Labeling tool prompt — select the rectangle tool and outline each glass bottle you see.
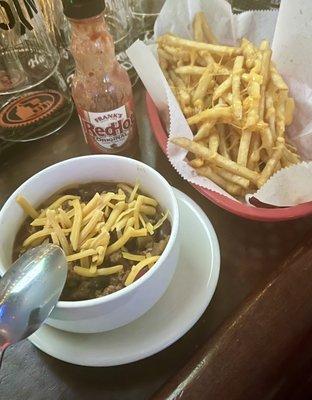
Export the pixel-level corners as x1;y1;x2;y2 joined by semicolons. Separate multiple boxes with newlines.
62;0;137;156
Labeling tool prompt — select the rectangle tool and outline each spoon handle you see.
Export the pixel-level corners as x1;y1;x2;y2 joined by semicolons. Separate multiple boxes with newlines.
0;346;8;369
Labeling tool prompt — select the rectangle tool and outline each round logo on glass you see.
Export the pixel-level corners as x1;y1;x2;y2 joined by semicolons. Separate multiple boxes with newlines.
0;90;64;128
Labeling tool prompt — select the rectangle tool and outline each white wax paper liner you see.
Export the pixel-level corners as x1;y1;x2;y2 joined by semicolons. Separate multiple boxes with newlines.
246;162;312;206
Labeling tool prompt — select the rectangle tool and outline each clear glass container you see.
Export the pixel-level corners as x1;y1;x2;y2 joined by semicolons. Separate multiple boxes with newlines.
105;0;138;86
130;0;166;42
0;0;73;142
36;0;75;84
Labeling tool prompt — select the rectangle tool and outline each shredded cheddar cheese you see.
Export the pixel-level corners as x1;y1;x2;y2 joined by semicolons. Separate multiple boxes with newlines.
125;256;160;286
16;183;169;284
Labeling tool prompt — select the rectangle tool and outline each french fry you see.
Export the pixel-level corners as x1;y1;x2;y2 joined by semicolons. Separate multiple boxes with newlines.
193;12;205;42
265;86;276;140
227;128;240;161
193;64;215;102
214;167;250;189
194;120;215;141
198;12;218;44
199;50;216;67
169;70;186;89
181;72;192;87
217;124;231;159
204;94;213;109
245;71;262;128
252;57;262;75
194;99;204;113
175;66;207;75
270;65;288;91
157;48;172;63
260;126;274;155
171;137;260;183
179;91;192;109
259;42;272;121
237;130;252;166
166;75;178;99
158;52;169;70
196;165;242;196
247;134;261;170
190;49;198;66
179;91;192;108
188;158;205;168
187;106;232;125
257;138;285;187
232;56;244;120
285;97;295;126
275;91;287;138
161;44;190;63
212;76;232;102
158;34;241;56
241;38;257;69
230;141;239;161
183;106;195;118
208;128;219;154
214;65;231;76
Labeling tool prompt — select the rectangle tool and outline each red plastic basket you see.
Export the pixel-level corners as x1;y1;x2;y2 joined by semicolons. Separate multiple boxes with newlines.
146;92;312;221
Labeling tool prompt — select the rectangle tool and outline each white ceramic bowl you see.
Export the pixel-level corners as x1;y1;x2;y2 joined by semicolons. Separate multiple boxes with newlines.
0;155;180;333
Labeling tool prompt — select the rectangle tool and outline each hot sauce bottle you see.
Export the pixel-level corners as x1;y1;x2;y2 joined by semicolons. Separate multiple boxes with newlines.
62;0;137;155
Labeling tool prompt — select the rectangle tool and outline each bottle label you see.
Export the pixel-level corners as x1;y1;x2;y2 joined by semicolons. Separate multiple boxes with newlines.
77;103;135;153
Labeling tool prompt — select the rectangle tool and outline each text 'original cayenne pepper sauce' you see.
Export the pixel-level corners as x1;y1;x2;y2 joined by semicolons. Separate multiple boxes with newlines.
62;0;137;155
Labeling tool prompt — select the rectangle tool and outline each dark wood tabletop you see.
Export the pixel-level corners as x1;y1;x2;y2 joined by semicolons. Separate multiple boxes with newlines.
1;83;312;400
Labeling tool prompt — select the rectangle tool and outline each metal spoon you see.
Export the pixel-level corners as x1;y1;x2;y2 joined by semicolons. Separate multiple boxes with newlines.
0;244;67;367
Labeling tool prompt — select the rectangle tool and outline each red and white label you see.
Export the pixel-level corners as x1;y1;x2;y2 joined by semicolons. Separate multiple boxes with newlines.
77;103;135;153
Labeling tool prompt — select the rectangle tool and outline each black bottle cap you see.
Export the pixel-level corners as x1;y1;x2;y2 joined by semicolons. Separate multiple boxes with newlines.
62;0;105;20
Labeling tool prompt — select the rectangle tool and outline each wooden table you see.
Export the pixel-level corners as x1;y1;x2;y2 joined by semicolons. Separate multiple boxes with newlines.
1;83;312;400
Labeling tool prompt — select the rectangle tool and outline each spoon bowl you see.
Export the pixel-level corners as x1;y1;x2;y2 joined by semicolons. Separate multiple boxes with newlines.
0;244;67;350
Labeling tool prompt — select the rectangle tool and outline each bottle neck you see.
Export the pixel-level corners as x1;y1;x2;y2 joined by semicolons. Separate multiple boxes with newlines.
69;13;116;74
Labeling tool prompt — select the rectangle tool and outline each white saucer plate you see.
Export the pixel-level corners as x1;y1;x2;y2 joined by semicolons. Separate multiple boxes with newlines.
29;188;220;367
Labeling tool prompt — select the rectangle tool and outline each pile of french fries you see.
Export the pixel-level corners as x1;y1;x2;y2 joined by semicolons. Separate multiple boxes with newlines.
157;12;300;197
